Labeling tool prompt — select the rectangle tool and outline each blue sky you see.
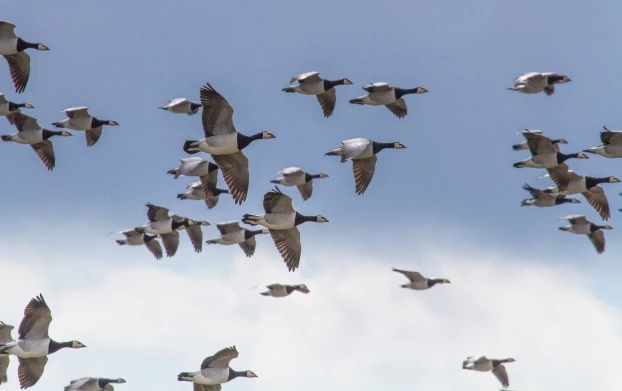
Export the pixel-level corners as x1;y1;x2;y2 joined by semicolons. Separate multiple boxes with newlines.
1;1;622;390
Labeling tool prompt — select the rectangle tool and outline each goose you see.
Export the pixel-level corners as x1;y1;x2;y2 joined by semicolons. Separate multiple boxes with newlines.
513;135;567;151
462;356;515;388
177;181;230;208
0;93;33;116
0;294;86;389
521;183;580;207
392;268;450;290
507;72;571;95
282;72;353;118
541;163;620;220
349;82;428;118
558;214;612;254
134;203;197;257
116;229;163;260
325;138;406;195
168;157;224;209
242;187;328;272
183;83;276;204
64;377;126;391
583;126;622;158
2;112;72;171
175;219;210;253
52;107;119;147
0;322;14;384
270;167;329;201
253;284;310;297
513;132;588;169
177;346;257;387
0;21;49;94
159;98;201;115
206;221;269;257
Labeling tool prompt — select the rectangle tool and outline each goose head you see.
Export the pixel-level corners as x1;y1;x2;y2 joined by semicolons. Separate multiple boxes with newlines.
113;379;127;384
414;87;428;94
71;341;87;349
600;225;614;230
317;173;329;179
261;131;276;139
392;142;407;149
37;43;50;51
296;284;310;294
556;138;569;144
315;215;329;223
608;176;621;183
60;130;72;137
108;120;120;126
576;152;589;159
558;75;572;83
342;78;353;85
502;358;516;363
569;198;581;204
245;370;258;378
24;103;34;108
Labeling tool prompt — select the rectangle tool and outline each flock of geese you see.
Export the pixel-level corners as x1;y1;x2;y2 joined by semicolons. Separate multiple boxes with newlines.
0;18;615;391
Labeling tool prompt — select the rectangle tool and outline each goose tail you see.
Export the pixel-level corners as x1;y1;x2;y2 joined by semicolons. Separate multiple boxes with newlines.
0;135;12;142
242;214;261;226
260;292;270;296
183;140;200;155
177;193;188;200
177;373;194;382
51;121;64;128
324;148;342;157
116;240;127;245
349;97;364;105
282;86;296;93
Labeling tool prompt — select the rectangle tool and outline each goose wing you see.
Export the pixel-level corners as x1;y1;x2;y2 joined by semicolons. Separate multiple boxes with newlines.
18;294;52;339
492;364;509;388
0;322;13;342
7;112;39;132
290;72;321;84
265;283;284;290
0;356;9;384
145;203;171;222
521;183;543;198
216;221;242;235
339;138;371;162
0;22;17;39
145;239;163;260
582;186;611;221
363;82;391;92
160;231;180;257
352;155;377;195
263;187;294;213
199;170;220;209
64;377;95;391
297;181;313;201
120;229;141;239
30;140;55;171
212;152;248;205
199;83;236;137
201;346;239;369
545;163;578;193
560;214;589;225
4;52;30;94
392;268;425;282
194;384;222;391
270;227;302;272
280;167;304;177
385;98;407;118
17;356;47;389
588;229;606;254
526;133;556;155
62;107;90;119
316;88;337;118
600;129;622;145
185;225;204;253
239;236;257;257
85;126;103;147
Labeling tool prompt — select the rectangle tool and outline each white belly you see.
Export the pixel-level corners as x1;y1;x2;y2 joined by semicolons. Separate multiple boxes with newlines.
560;179;587;195
145;220;173;234
409;281;430;290
298;81;324;95
262;213;295;229
13;130;42;144
368;90;396;104
527;153;557;168
195;134;238;155
9;339;49;358
69;117;94;130
569;225;591;235
220;231;245;244
196;367;229;384
352;147;374;160
0;38;18;55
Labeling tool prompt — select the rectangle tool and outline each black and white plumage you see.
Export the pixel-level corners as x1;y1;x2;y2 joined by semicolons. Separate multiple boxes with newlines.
116;229;163;260
0;93;33;116
133;203;198;257
0;21;49;94
177;181;230;209
2;112;72;171
282;72;353;118
520;183;580;207
255;283;310;297
182;83;276;205
52;107;119;147
0;322;14;384
270;167;329;201
206;221;269;258
512;131;588;169
558;214;612;254
583;126;622;159
168;157;226;209
541;163;620;220
64;377;126;391
175;219;210;254
462;356;515;388
242;187;328;272
325;138;406;195
349;82;428;118
392;268;450;291
507;72;571;95
159;98;201;115
177;346;257;386
0;294;86;389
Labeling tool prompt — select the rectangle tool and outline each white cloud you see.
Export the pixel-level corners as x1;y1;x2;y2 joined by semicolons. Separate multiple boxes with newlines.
0;234;621;391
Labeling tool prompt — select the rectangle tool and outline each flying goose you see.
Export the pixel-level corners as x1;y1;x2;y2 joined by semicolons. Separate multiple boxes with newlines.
325;138;406;195
392;268;450;290
349;82;428;118
253;284;310;297
541;163;620;220
183;83;276;204
0;322;14;384
177;181;230;208
507;72;571;95
175;219;210;253
462;356;515;388
177;346;257;387
270;167;329;201
2;112;72;170
0;21;49;93
116;229;163;260
159;98;201;115
0;93;33;116
134;203;197;257
512;131;567;151
521;183;580;207
242;187;328;272
0;294;86;389
583;126;622;158
64;377;126;391
512;131;588;168
559;214;612;254
52;107;119;147
168;157;225;209
282;72;353;118
206;221;269;257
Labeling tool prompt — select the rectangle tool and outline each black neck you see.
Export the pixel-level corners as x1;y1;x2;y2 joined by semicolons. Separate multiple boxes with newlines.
285;285;296;294
305;173;321;182
213;188;229;196
547;74;565;84
245;229;264;239
394;87;419;99
7;102;26;111
591;223;607;232
228;368;246;381
237;132;263;150
323;79;347;90
427;279;441;288
556;151;580;162
41;129;65;140
208;162;219;172
48;340;73;354
585;177;610;189
91;117;107;127
98;379;117;387
16;37;39;52
171;220;188;230
143;234;157;243
371;141;394;155
555;197;573;205
294;212;316;226
190;102;202;110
